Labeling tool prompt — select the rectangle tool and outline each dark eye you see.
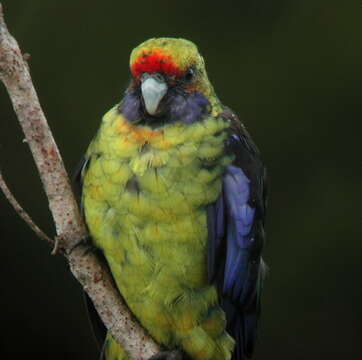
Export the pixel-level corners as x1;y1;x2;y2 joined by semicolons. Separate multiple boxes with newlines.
184;68;194;81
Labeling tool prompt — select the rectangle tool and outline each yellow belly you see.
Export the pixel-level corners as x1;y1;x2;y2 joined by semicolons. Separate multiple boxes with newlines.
82;107;234;359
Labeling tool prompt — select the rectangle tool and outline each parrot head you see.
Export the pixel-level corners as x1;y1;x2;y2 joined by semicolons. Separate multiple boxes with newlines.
121;38;219;124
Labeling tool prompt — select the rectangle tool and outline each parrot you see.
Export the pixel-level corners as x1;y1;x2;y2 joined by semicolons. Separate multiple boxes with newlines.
76;37;267;360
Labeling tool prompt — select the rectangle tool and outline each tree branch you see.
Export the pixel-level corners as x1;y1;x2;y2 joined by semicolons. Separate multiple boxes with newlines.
0;3;160;359
0;169;54;246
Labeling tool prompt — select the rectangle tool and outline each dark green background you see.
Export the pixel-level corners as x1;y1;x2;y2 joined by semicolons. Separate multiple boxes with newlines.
1;1;361;359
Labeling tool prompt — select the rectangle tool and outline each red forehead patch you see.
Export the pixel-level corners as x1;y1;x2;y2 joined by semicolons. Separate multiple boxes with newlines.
131;49;182;79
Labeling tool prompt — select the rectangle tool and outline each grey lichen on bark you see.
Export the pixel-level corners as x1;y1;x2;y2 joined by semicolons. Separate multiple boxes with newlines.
0;3;160;359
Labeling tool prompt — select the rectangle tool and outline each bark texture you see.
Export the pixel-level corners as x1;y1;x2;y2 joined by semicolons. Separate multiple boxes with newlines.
0;4;160;359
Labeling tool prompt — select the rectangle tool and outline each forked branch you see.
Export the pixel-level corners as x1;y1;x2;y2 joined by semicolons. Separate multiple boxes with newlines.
0;3;160;359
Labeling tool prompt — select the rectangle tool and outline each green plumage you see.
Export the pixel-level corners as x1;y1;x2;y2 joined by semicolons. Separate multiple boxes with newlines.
82;38;236;360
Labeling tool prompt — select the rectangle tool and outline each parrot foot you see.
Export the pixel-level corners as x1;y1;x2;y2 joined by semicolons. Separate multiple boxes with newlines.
149;350;184;360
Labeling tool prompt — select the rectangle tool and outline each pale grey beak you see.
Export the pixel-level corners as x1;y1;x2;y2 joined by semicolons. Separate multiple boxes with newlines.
141;74;168;116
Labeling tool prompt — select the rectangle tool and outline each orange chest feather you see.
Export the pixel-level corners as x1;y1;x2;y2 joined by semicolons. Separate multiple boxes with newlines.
114;119;170;149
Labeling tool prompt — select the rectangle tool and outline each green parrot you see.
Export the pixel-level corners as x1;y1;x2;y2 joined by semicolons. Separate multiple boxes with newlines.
77;38;267;360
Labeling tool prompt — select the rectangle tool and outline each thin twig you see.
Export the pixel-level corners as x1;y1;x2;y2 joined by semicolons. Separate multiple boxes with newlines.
0;169;54;245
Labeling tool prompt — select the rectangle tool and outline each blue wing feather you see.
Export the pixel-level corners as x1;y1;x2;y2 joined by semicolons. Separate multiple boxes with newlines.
207;110;267;360
223;166;256;301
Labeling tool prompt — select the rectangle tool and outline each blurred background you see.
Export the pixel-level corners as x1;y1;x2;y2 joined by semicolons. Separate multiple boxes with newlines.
1;0;361;359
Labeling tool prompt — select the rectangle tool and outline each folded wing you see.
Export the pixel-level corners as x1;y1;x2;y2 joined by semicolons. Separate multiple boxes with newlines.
207;110;267;360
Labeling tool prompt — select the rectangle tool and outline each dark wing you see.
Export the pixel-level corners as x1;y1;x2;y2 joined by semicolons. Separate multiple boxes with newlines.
207;110;267;360
73;155;107;358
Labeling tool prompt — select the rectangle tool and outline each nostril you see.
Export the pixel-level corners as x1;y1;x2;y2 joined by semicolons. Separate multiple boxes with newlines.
153;73;164;82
